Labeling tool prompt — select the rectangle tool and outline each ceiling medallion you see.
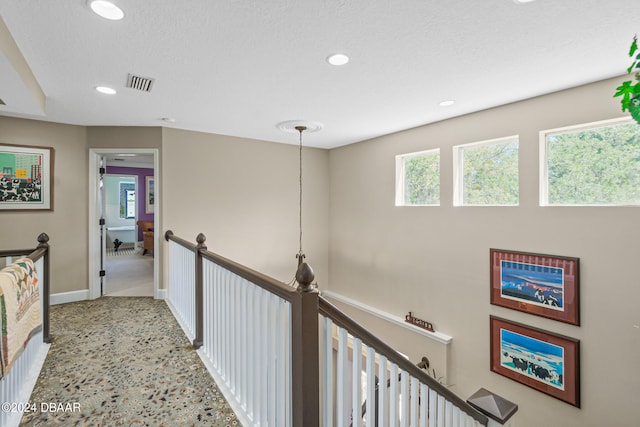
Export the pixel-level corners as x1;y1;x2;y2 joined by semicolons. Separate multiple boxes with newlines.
276;120;323;134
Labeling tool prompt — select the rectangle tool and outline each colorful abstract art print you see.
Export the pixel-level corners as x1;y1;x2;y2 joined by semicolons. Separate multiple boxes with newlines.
0;144;54;211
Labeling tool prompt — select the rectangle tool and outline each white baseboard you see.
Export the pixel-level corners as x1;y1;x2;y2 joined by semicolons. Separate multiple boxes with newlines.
50;289;164;305
50;290;89;305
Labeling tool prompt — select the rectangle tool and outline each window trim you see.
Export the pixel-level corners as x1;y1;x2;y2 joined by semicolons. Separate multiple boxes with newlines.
453;135;519;207
539;116;637;207
395;148;440;207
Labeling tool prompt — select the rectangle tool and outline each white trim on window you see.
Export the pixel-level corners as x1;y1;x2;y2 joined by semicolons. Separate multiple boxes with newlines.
539;116;638;207
395;148;440;207
453;135;519;206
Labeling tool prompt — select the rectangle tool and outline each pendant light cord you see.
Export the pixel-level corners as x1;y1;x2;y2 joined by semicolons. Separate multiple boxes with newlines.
297;126;306;259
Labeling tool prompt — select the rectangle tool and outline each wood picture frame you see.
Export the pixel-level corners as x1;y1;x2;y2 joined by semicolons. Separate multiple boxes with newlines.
490;316;580;407
490;249;579;325
0;143;54;211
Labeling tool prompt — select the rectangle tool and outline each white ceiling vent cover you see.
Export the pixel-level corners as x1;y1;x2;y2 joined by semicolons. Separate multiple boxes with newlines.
126;73;155;92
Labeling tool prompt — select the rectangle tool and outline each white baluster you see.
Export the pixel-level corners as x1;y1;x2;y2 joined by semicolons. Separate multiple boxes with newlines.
337;327;349;426
400;370;409;427
378;355;389;426
429;389;439;427
420;384;428;427
365;346;376;427
322;316;334;427
352;337;363;427
410;377;419;427
390;363;399;427
445;400;453;427
437;393;445;427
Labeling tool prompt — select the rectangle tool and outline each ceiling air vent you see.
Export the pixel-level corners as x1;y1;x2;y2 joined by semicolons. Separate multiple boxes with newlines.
126;73;155;92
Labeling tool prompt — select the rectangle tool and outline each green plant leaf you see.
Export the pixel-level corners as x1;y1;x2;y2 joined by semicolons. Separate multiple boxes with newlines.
615;81;634;111
630;35;638;57
628;61;638;74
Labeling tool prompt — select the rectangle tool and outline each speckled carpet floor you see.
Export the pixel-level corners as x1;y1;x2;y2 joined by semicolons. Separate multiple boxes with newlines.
21;297;239;426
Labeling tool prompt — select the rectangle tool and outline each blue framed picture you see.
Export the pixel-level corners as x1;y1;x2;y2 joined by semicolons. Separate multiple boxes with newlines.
490;249;579;325
490;316;580;407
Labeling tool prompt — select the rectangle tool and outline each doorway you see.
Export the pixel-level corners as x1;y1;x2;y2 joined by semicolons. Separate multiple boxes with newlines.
88;148;160;300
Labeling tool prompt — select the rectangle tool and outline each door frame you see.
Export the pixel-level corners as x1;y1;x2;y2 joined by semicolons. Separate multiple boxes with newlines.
88;148;160;299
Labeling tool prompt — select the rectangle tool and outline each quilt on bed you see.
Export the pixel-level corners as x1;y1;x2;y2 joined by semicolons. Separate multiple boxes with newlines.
0;258;41;380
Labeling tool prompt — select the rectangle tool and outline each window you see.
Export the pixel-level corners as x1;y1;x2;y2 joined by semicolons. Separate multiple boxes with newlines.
541;118;640;206
395;149;440;206
119;182;136;218
454;136;519;206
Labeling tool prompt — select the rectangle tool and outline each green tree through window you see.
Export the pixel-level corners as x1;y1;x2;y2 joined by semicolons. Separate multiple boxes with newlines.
396;150;440;205
544;120;640;205
458;138;519;205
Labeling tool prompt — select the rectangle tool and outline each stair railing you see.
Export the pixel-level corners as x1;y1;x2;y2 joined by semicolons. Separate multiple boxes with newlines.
165;230;318;426
164;230;489;427
319;297;487;427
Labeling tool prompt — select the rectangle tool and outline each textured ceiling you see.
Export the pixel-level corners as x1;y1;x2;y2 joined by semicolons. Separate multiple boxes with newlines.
0;0;639;148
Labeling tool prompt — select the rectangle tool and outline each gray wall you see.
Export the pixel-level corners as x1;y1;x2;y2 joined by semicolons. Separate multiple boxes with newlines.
328;76;639;426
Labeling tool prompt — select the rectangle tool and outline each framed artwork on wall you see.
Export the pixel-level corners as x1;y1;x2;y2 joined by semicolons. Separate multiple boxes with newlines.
145;176;155;214
0;143;54;211
490;249;580;325
490;316;580;407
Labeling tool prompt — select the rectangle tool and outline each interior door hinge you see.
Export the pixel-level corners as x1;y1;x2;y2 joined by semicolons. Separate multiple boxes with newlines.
99;270;106;277
99;218;106;226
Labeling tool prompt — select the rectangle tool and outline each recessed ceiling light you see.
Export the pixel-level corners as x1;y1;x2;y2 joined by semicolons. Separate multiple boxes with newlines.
95;86;117;95
439;100;455;107
513;0;536;3
327;53;349;66
88;1;124;20
161;117;176;123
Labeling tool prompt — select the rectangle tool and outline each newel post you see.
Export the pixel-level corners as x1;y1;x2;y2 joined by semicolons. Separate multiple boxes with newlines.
193;233;207;350
37;233;52;344
291;261;320;427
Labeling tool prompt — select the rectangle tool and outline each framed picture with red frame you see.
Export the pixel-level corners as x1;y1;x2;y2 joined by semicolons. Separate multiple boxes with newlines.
490;249;579;325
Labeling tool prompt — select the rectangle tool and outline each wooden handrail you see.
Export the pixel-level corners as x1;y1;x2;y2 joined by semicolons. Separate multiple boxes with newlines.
164;230;197;251
166;230;299;302
319;296;488;425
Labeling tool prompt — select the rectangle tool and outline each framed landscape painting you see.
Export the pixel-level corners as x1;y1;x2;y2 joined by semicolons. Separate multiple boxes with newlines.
0;143;54;211
490;316;580;407
490;249;579;325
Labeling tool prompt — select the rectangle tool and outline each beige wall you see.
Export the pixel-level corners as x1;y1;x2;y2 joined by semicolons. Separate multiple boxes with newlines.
0;116;88;294
2;76;637;425
87;126;162;150
162;127;329;287
328;76;640;426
